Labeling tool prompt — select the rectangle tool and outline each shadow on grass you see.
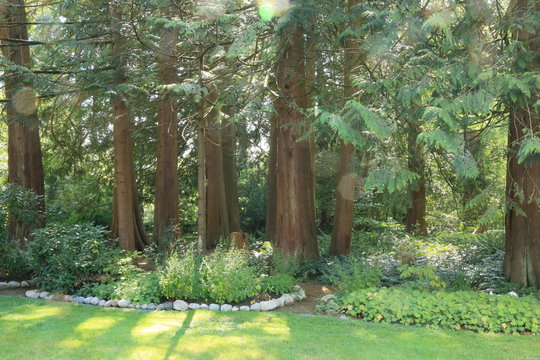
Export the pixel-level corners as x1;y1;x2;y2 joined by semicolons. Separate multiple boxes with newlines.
1;297;540;360
163;310;194;360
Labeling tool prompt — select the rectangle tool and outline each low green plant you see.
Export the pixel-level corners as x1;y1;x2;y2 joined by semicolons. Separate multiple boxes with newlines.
200;247;260;303
320;256;381;293
112;271;161;304
159;246;203;300
260;273;295;295
399;265;447;290
27;223;121;292
339;287;540;334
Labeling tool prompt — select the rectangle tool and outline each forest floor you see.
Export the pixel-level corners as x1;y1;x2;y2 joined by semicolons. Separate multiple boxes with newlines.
1;296;539;360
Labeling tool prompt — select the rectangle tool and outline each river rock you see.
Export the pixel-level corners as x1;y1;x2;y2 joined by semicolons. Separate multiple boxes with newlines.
240;306;250;311
39;291;50;299
118;299;131;308
260;300;278;311
220;304;232;312
209;303;220;311
90;297;100;305
173;300;188;311
282;294;294;305
250;302;261;311
8;281;21;288
200;304;209;310
188;303;200;310
0;282;9;290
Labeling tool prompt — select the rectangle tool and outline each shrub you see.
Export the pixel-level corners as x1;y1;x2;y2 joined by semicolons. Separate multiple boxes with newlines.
0;234;30;279
260;273;295;295
399;265;446;290
112;271;161;304
339;287;540;334
200;247;259;303
159;246;203;300
27;223;121;292
320;256;381;293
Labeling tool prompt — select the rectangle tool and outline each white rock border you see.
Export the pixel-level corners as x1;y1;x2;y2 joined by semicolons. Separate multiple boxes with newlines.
23;284;307;313
0;280;33;290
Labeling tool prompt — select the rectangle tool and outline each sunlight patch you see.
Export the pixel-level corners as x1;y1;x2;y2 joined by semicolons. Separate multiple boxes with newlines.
75;316;119;331
2;306;62;321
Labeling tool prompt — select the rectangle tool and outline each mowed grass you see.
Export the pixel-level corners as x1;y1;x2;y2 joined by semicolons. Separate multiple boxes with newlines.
0;296;539;360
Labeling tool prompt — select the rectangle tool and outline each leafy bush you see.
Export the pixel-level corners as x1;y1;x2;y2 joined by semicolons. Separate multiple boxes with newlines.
159;246;203;300
260;273;295;295
399;265;446;290
112;271;161;304
27;223;121;292
320;256;381;293
339;287;540;334
200;247;260;303
0;183;43;231
0;234;30;279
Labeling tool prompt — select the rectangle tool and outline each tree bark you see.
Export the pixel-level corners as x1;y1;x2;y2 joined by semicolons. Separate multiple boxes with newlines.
153;5;179;246
265;110;278;242
404;122;427;236
221;110;241;233
1;0;45;243
274;5;318;260
504;0;540;288
330;0;362;256
109;8;148;251
205;86;230;248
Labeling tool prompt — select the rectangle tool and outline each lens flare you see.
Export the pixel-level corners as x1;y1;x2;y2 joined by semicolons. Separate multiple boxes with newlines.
258;0;290;21
12;87;38;115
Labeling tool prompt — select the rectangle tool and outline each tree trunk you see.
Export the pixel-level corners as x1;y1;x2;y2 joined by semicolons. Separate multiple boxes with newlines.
274;7;318;260
404;122;427;236
109;8;148;251
222;110;241;233
153;5;179;246
265;111;278;242
1;0;45;243
504;0;540;288
330;0;361;256
197;67;207;252
205;86;230;248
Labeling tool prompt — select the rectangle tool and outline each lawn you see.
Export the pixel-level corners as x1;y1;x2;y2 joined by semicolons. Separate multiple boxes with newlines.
0;296;538;360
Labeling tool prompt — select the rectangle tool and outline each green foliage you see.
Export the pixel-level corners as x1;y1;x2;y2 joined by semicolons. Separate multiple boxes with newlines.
200;247;260;304
399;265;447;290
260;274;295;295
0;234;30;279
517;137;540;165
159;246;203;301
339;287;540;334
112;271;161;305
27;223;121;292
0;183;43;230
320;257;381;293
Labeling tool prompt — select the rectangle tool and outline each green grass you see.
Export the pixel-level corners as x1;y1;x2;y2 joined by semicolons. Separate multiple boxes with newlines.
0;297;539;360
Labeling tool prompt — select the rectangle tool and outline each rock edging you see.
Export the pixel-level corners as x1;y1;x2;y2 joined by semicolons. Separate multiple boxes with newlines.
24;285;307;313
0;280;33;290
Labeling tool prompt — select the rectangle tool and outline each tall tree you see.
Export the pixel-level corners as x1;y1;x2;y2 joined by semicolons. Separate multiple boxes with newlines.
504;0;540;287
205;85;230;248
330;0;362;255
274;1;318;259
109;7;148;251
404;120;427;236
153;3;180;246
0;0;45;242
